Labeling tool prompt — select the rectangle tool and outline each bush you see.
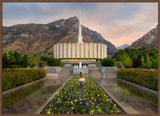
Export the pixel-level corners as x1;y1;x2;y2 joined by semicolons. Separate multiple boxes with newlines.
46;57;61;66
101;58;115;67
116;69;158;91
60;63;64;67
2;68;47;91
96;62;101;67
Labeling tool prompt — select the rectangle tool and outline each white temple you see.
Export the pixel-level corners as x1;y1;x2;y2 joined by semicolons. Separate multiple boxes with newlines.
53;11;107;62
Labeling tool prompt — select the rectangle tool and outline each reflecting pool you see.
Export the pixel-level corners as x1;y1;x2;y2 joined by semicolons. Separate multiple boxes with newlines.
2;79;60;114
97;78;158;114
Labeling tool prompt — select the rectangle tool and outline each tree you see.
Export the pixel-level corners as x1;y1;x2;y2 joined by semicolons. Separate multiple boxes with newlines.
101;58;115;67
132;59;142;68
14;50;21;65
145;55;152;69
151;53;158;68
2;52;10;68
20;54;29;67
33;53;41;67
28;58;36;67
119;53;133;68
141;56;145;68
8;50;16;65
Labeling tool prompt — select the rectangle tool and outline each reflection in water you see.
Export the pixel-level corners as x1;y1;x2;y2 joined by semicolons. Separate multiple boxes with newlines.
97;78;158;114
3;79;60;114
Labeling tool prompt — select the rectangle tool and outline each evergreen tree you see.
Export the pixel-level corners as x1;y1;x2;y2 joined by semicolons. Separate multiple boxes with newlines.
20;54;29;67
141;56;145;68
14;50;21;65
8;50;16;65
146;55;152;69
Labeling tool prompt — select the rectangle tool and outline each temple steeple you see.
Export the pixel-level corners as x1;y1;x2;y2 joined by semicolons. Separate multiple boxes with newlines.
78;10;83;43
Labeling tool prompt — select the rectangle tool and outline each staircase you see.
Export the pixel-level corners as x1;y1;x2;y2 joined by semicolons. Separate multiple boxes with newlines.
73;68;89;76
89;68;103;82
58;68;72;83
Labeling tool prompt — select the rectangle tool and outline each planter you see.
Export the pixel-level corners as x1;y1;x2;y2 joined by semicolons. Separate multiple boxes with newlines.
40;76;125;114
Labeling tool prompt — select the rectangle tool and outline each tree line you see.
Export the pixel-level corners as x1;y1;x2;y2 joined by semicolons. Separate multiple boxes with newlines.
112;46;158;69
2;50;64;68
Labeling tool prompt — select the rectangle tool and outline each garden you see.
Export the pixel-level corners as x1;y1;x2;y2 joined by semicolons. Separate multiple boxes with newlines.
41;76;123;114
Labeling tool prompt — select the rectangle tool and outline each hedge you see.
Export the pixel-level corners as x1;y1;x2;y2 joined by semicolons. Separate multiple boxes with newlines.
2;68;47;91
116;69;158;91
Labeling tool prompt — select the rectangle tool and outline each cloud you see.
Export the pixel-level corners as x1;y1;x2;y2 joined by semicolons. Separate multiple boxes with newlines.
2;2;158;47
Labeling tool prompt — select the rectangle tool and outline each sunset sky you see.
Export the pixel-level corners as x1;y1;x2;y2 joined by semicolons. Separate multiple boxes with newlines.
3;2;158;47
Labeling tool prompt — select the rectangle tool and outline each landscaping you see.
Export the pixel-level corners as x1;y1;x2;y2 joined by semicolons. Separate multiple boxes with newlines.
116;69;158;91
41;76;123;114
2;68;47;91
2;50;64;68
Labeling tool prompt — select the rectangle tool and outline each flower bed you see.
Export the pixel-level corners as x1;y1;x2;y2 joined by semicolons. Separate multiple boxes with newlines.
2;68;47;91
116;69;158;91
41;76;80;114
84;77;121;114
40;76;123;114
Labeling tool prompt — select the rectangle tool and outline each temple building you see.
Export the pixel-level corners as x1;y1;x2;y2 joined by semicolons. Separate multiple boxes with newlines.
53;11;107;62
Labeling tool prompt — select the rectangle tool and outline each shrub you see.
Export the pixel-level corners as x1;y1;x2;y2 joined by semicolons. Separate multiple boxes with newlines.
101;58;115;67
96;62;101;67
116;69;158;91
60;63;64;67
46;57;61;66
2;68;47;91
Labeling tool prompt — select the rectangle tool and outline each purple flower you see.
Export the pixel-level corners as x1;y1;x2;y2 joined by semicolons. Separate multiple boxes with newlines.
80;104;83;108
106;110;108;113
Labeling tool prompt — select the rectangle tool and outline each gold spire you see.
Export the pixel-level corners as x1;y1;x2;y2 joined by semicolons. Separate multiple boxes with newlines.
79;10;81;17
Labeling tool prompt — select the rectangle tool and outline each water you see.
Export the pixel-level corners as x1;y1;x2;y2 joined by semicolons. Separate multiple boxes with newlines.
97;78;158;114
2;79;60;114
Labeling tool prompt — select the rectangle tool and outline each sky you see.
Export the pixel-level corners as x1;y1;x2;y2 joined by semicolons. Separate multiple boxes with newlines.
2;2;158;47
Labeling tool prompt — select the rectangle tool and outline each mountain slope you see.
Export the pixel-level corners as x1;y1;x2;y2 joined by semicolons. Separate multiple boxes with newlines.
131;25;158;49
117;44;130;49
3;17;117;56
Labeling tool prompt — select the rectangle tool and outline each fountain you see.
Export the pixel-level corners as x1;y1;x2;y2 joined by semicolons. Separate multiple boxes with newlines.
79;62;82;77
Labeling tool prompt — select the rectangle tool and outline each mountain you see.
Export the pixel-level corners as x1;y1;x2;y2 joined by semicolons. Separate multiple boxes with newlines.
117;44;130;49
3;17;117;57
131;25;158;49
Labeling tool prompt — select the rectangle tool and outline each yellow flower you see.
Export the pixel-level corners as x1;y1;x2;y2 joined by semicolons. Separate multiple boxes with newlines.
47;111;51;114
